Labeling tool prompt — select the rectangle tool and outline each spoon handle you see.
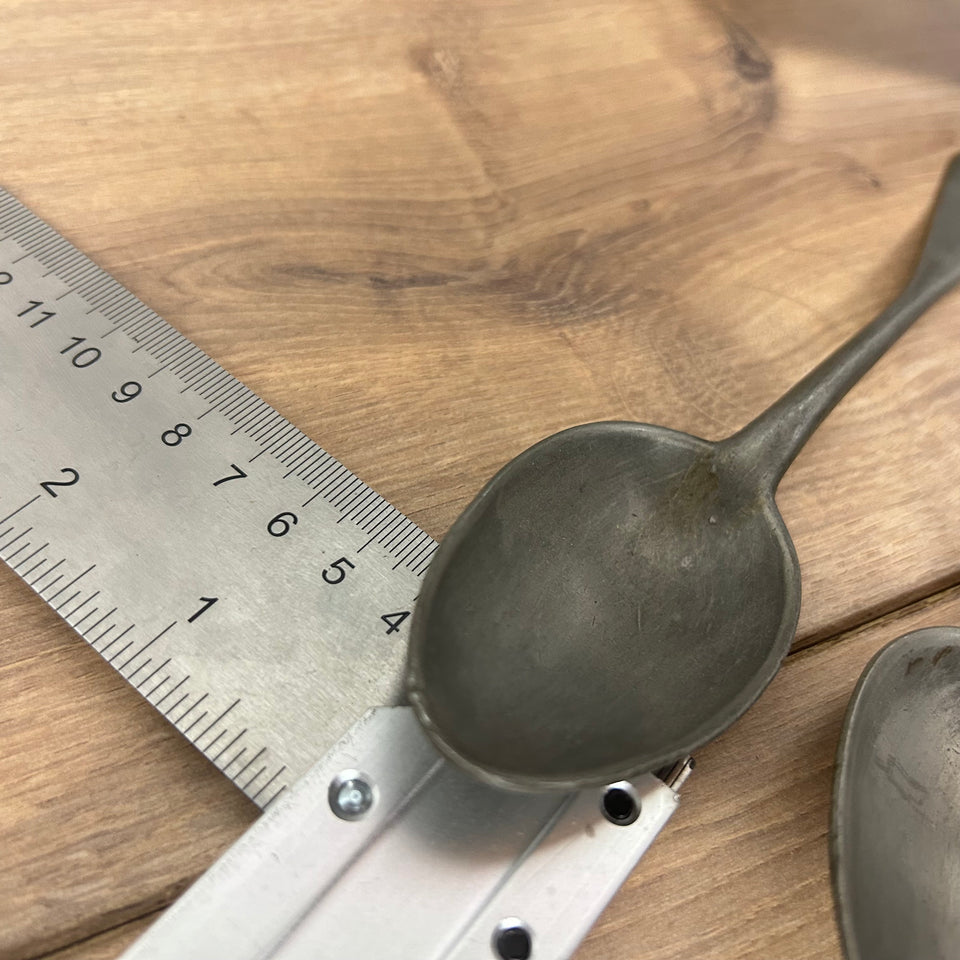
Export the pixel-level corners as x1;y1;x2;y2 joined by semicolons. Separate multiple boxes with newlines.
721;154;960;491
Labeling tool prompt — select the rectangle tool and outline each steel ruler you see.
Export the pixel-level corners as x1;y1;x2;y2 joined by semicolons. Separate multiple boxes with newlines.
0;185;435;805
0;187;685;959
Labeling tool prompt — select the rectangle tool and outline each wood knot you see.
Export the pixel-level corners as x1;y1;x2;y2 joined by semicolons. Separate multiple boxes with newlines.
725;21;773;82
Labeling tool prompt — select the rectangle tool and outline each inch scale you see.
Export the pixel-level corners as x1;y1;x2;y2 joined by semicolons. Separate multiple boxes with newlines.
0;187;686;959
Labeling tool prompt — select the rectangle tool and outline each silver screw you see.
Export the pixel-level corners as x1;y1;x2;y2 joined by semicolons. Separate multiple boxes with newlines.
328;769;375;820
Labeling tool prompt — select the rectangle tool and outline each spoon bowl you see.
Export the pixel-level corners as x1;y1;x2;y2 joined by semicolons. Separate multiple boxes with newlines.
410;422;797;788
832;626;960;960
408;155;960;790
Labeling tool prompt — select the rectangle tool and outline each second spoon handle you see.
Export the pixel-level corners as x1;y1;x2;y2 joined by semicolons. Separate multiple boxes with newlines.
720;155;960;491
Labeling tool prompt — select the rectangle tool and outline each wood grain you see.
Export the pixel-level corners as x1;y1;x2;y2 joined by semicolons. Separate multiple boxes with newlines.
3;0;960;957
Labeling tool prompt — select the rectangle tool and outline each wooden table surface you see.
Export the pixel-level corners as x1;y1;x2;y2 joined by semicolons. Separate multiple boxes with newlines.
3;1;960;957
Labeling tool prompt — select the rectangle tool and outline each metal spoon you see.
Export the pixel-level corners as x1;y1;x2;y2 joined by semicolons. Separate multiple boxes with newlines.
406;156;960;792
831;626;960;960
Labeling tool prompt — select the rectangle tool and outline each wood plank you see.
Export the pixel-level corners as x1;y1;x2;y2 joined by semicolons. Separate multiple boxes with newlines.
4;0;960;957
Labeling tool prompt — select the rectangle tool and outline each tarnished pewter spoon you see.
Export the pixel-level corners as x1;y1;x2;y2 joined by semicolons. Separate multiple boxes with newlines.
406;156;960;792
832;626;960;960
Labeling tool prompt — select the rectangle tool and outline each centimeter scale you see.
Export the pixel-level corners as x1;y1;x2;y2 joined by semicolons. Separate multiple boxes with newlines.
0;186;689;960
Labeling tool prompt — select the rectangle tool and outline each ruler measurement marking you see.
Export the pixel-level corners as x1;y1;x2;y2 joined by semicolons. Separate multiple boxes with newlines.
154;675;190;708
337;487;377;520
299;455;336;486
65;590;100;619
106;640;137;664
241;766;267;791
203;729;228;751
302;459;339;490
360;512;404;549
282;447;317;479
182;712;208;736
54;590;82;613
178;358;220;393
275;433;313;461
201;373;238;402
162;693;191;717
147;345;192;377
232;407;271;437
37;574;63;593
127;319;165;350
378;516;412;548
231;747;266;781
99;624;135;655
173;354;209;388
211;728;247;764
319;471;354;501
182;367;222;397
20;557;49;578
98;304;139;332
141;327;178;354
0;495;40;525
196;375;235;406
333;481;367;511
271;435;308;466
304;454;343;491
277;436;313;467
187;366;228;397
357;498;392;529
195;700;240;742
118;621;176;670
84;607;118;635
30;557;64;587
13;542;47;569
125;658;154;681
355;506;394;542
0;527;33;554
44;564;96;602
231;406;271;437
404;539;437;572
222;394;259;426
135;659;171;690
176;692;208;726
143;674;171;699
265;426;305;457
73;608;101;631
253;417;296;446
90;622;117;647
249;765;286;803
262;784;287;808
383;522;417;553
394;532;431;569
293;451;327;480
219;387;255;417
412;548;438;575
222;746;247;772
4;541;32;562
155;340;192;367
